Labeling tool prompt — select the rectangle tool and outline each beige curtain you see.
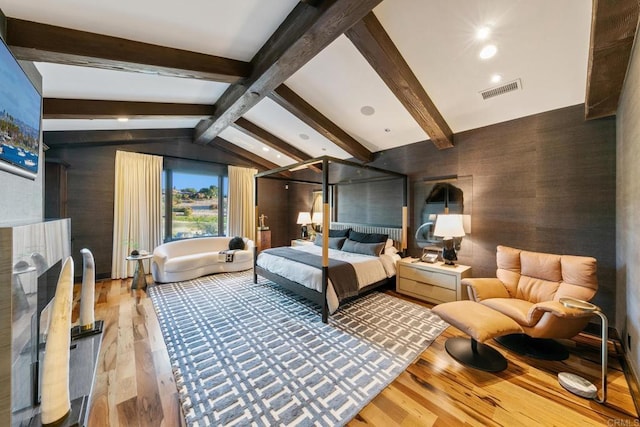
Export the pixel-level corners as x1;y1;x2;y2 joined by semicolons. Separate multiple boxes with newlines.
111;151;163;279
228;165;257;241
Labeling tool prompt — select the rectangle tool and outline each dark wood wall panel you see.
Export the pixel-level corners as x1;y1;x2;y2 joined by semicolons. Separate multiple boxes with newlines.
336;179;403;226
255;178;290;248
287;182;321;241
47;139;259;278
365;104;616;319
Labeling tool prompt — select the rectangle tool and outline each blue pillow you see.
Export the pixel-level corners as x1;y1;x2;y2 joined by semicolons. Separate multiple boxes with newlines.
314;233;347;250
341;238;385;256
348;230;388;244
328;228;350;238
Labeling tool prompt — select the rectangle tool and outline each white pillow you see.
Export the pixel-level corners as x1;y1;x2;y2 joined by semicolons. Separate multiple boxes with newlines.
384;246;398;255
385;238;394;248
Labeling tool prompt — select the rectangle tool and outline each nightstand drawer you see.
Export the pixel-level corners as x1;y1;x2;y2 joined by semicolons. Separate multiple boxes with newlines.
398;278;456;303
398;264;457;291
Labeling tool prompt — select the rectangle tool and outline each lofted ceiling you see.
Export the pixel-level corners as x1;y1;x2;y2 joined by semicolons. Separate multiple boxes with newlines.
0;0;638;169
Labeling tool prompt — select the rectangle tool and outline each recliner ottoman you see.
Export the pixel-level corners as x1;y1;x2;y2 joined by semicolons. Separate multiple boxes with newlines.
432;300;523;372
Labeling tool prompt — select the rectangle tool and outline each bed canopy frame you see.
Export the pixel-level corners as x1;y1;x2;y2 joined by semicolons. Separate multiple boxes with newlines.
253;156;408;322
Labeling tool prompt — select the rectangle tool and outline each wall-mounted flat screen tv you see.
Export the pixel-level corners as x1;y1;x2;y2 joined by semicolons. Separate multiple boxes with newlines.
0;36;42;180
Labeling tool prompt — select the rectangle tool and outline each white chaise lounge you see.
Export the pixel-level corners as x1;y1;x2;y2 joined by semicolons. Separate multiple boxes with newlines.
151;236;254;283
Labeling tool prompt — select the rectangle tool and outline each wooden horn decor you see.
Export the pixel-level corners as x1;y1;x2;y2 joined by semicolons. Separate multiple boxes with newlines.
40;256;73;425
79;248;95;330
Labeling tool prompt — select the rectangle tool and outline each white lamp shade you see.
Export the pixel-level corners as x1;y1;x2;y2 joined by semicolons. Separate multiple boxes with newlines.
433;214;466;238
311;212;323;223
296;212;312;224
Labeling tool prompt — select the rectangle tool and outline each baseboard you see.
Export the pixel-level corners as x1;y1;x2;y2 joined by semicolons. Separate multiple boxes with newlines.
96;272;111;280
618;340;640;416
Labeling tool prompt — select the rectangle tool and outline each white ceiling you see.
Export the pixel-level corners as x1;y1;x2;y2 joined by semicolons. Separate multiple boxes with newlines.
375;0;591;133
1;0;593;163
243;97;352;159
285;35;429;152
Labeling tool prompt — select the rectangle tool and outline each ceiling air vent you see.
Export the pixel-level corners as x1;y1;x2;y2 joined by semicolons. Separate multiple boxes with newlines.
480;78;522;100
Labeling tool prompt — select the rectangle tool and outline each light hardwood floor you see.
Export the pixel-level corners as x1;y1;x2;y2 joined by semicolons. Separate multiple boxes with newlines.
82;277;639;426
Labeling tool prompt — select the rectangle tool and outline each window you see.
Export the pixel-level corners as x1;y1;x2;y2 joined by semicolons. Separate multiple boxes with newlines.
162;170;228;241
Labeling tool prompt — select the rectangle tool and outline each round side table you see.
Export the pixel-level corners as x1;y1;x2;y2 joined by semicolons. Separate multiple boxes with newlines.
126;253;153;290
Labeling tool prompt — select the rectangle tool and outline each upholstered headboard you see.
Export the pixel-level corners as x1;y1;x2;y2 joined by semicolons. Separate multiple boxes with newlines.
329;222;403;249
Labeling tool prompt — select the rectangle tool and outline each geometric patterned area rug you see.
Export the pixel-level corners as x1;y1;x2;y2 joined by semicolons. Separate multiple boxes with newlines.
148;270;447;427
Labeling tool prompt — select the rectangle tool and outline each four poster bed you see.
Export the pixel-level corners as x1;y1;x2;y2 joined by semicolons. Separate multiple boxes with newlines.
253;156;408;323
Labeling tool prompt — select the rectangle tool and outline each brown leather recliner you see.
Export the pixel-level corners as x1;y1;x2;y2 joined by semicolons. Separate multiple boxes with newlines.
462;245;598;359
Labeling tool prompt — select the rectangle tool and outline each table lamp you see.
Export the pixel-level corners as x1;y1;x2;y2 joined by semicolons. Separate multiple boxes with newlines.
311;212;323;234
296;212;312;239
433;214;465;265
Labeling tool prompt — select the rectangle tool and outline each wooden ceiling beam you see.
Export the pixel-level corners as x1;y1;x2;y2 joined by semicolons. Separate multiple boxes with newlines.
43;98;214;119
43;128;281;172
5;18;250;83
345;12;454;149
194;0;383;147
43;128;194;147
232;117;321;172
585;0;640;120
268;85;373;162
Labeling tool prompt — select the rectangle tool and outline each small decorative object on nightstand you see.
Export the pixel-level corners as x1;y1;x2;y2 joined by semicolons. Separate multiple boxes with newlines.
396;258;471;304
258;214;269;230
296;212;312;239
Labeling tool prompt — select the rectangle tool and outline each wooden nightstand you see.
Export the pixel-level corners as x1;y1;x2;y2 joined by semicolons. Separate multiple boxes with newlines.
291;239;314;247
396;258;472;304
256;229;271;252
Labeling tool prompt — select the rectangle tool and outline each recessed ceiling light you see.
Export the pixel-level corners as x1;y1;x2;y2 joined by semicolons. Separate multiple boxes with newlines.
476;26;491;40
491;74;503;83
321;148;327;151
299;133;310;140
117;117;129;122
360;106;375;116
276;154;281;158
479;44;497;59
262;147;270;152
